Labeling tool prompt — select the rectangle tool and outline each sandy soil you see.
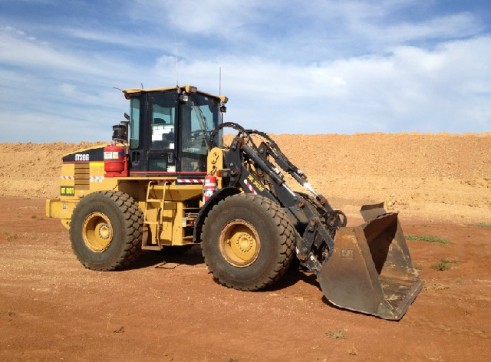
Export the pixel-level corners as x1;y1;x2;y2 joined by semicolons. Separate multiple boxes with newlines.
1;133;489;222
0;133;490;361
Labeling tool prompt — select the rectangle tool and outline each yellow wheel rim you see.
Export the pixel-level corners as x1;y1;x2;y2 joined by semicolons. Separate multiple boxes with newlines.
82;212;113;252
219;219;260;267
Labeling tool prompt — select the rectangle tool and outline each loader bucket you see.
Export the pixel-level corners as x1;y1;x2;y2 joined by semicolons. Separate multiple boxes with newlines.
318;203;423;320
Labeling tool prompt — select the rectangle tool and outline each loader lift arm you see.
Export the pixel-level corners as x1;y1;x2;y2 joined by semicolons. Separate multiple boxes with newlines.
210;123;346;274
208;123;423;320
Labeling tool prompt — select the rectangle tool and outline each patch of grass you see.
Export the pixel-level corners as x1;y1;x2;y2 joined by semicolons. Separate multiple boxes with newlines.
476;223;491;228
5;233;18;242
406;234;450;245
424;283;449;291
431;258;456;271
326;329;347;339
348;345;358;356
0;310;16;318
428;356;444;362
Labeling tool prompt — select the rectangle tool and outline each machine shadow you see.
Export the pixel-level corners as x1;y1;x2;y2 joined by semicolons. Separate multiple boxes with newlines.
128;245;205;270
262;263;320;292
129;247;320;294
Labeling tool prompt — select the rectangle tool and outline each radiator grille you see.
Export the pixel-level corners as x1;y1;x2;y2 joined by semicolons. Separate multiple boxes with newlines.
74;163;90;190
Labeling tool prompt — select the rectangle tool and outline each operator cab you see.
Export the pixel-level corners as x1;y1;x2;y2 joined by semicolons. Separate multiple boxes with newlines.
122;85;226;177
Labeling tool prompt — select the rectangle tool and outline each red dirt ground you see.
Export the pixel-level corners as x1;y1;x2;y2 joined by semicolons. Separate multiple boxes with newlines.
0;134;490;361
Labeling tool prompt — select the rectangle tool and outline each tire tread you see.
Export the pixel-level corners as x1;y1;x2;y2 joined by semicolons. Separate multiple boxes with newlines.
202;193;296;291
70;191;143;271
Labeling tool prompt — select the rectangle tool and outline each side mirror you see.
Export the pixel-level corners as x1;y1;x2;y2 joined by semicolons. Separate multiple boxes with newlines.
124;112;130;120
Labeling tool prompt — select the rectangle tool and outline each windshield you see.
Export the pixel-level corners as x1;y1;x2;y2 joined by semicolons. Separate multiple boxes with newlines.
179;92;222;172
181;93;221;155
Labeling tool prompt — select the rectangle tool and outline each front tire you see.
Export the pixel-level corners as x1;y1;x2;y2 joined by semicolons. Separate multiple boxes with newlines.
201;194;296;290
69;191;143;270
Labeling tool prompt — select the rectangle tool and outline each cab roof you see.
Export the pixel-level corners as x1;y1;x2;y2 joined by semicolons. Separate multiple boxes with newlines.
122;85;227;103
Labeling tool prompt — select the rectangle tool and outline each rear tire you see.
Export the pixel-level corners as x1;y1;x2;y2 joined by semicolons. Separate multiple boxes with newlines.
69;191;143;270
201;194;296;290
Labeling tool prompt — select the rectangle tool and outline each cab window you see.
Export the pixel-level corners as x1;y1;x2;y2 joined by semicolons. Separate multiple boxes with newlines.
150;93;176;150
129;97;140;149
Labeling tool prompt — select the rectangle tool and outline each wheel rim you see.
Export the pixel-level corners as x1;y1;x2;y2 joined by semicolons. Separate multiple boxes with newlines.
219;219;260;267
82;212;113;252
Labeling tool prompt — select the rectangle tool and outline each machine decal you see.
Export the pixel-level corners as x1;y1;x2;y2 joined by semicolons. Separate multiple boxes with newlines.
90;176;104;183
246;174;265;193
75;154;90;161
177;178;204;184
60;186;75;196
63;147;104;163
61;175;75;180
243;178;258;195
104;151;122;160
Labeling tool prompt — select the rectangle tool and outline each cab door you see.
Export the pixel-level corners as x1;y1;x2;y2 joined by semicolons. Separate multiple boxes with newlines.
146;92;178;173
128;91;178;176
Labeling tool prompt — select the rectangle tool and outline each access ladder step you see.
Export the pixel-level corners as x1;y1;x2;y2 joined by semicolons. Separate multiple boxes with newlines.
143;221;160;225
141;244;163;251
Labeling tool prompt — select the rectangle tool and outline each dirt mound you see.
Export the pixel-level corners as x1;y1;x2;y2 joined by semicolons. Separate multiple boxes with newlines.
0;133;489;222
271;133;491;222
0;141;104;198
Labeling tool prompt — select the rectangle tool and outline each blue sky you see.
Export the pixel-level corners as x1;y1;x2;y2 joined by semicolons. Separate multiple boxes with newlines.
0;0;490;142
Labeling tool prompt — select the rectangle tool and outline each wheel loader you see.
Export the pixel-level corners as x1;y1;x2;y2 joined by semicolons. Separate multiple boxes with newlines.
46;85;423;320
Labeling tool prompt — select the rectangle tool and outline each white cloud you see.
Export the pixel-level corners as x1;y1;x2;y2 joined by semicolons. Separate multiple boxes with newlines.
0;1;489;142
2;34;489;141
167;36;491;134
387;13;481;41
0;25;146;85
61;27;170;51
130;0;262;35
0;112;108;142
0;26;111;80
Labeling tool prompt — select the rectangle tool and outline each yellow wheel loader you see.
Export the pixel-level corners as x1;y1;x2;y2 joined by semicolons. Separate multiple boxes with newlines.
46;85;423;320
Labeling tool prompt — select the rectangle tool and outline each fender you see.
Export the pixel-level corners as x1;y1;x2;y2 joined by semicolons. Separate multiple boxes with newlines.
192;187;241;243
